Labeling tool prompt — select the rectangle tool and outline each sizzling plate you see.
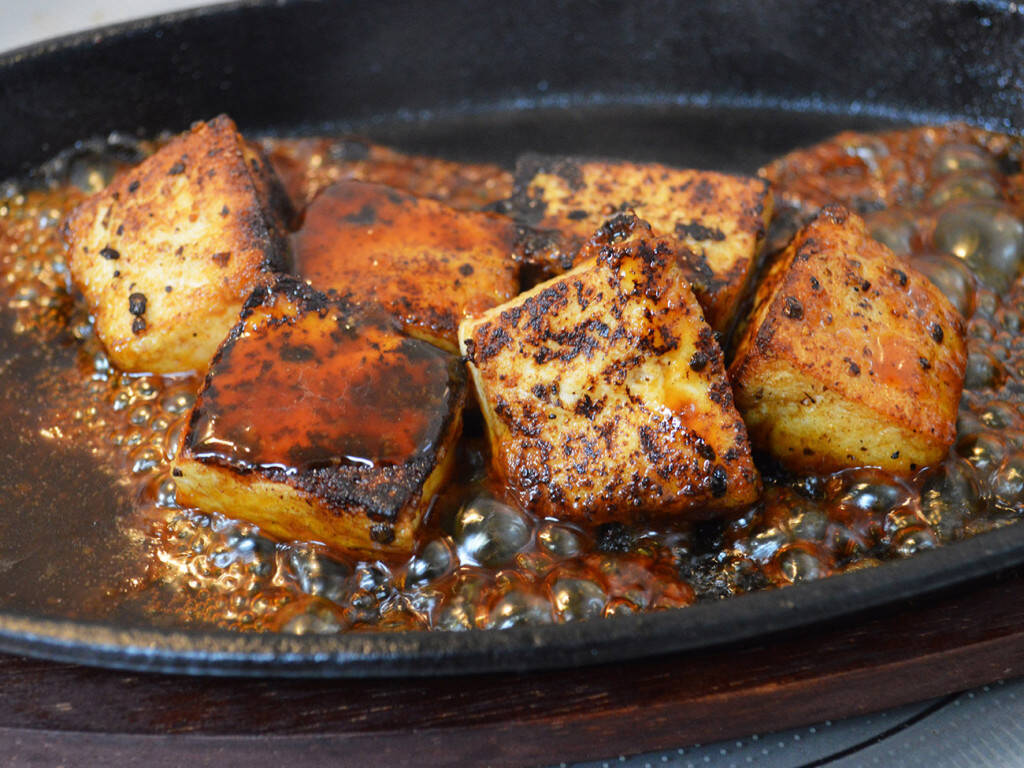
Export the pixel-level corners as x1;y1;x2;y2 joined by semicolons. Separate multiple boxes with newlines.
0;0;1022;677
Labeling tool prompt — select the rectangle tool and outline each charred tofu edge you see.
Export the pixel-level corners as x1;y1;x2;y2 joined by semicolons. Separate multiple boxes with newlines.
729;204;967;475
459;214;761;521
173;277;467;553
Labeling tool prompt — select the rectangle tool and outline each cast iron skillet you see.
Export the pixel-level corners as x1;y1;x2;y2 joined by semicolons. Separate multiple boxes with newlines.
0;0;1022;677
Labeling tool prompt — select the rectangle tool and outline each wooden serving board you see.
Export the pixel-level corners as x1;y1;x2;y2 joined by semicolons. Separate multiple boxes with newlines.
4;567;1024;768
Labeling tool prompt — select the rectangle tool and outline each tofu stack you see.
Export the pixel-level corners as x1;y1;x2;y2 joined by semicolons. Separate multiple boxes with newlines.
459;214;761;522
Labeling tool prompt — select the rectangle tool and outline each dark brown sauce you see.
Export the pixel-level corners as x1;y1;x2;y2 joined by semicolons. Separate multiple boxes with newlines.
0;125;1022;635
186;298;455;474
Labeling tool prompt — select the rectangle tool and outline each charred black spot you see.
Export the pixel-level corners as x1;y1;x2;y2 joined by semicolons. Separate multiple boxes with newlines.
127;180;140;193
689;349;709;372
280;344;315;362
211;252;231;268
710;466;728;498
574;394;604;420
810;276;820;291
782;296;803;320
369;523;396;544
596;213;640;244
692;178;715;203
458;263;475;277
128;292;147;316
919;357;932;370
168;160;186;175
100;246;120;260
892;268;908;287
476;325;513;362
567;209;589;220
930;323;944;344
344;203;377;225
131;317;147;335
674;220;725;242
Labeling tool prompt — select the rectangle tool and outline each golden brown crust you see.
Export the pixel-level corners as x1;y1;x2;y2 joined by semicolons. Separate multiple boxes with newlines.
263;136;514;211
730;204;968;474
173;276;466;553
292;181;520;351
63;114;293;374
504;155;773;334
460;214;760;523
760;122;1024;220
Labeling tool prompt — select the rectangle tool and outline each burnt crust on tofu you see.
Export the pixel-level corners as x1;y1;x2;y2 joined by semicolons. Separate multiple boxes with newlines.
291;180;520;351
176;276;466;551
460;214;760;522
263;136;514;211
503;153;773;334
62;114;295;374
729;204;968;475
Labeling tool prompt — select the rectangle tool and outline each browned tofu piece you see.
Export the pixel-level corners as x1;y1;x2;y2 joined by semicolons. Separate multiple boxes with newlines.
292;181;519;351
760;123;1024;219
505;155;773;334
729;205;967;475
63;115;293;374
172;277;466;554
459;214;760;523
263;136;514;211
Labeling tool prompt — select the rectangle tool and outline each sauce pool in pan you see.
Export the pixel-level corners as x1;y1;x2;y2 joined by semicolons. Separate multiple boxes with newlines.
0;118;1022;634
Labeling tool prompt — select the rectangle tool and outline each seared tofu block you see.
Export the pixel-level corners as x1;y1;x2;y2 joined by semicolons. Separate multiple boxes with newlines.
263;136;514;211
173;277;466;554
459;214;760;523
505;155;773;334
760;123;1024;219
292;181;519;351
63;115;293;374
729;205;967;475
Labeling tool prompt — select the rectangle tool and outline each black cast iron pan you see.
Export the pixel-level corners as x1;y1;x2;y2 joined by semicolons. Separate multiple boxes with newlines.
0;0;1021;677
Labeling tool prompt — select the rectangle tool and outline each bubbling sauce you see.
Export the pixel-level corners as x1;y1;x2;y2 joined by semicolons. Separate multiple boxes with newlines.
0;126;1022;634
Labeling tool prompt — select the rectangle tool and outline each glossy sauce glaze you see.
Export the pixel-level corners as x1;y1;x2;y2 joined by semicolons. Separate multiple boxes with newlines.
186;295;457;474
0;124;1022;634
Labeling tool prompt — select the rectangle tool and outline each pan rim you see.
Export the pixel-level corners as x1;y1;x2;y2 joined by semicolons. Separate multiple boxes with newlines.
0;519;1021;677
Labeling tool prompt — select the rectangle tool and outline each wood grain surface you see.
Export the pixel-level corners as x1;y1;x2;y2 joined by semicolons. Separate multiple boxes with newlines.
4;567;1024;767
